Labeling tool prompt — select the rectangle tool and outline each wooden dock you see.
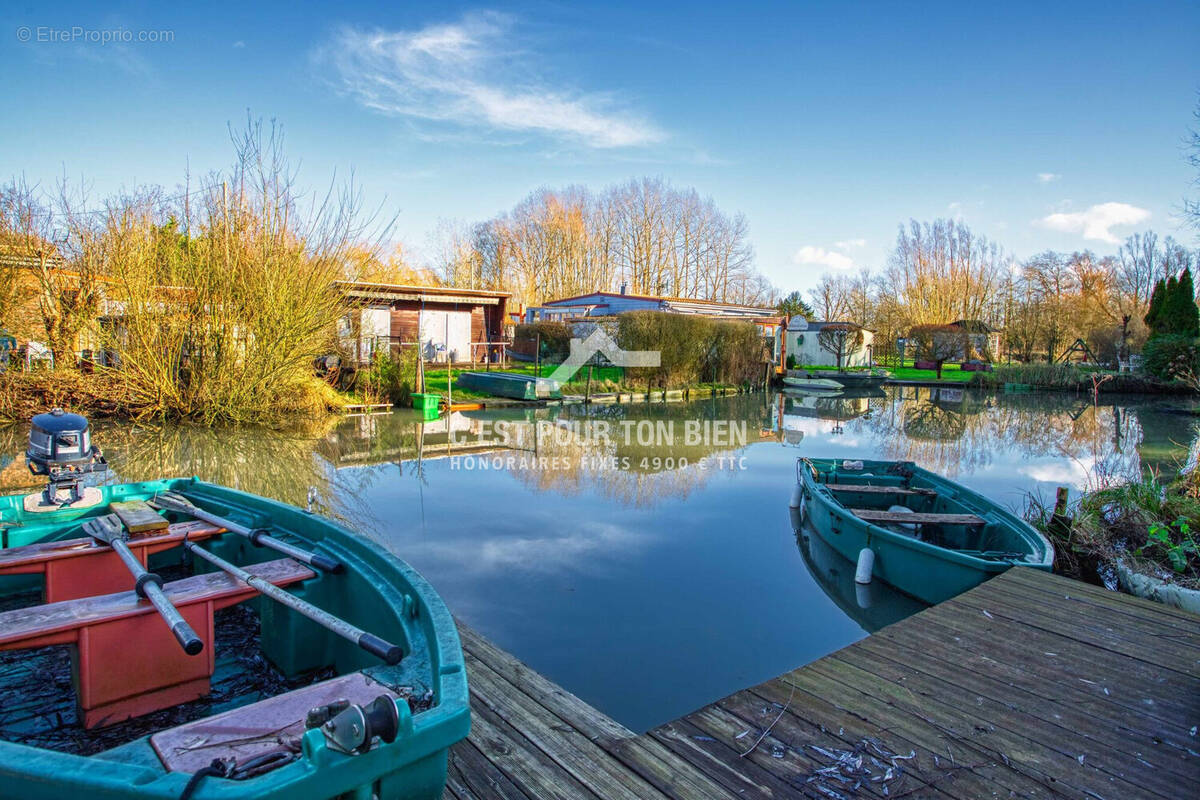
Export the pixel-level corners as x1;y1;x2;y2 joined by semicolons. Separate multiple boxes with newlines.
446;567;1199;799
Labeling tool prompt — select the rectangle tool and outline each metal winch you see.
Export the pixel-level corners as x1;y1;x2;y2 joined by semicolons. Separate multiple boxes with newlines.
26;408;108;506
306;695;401;755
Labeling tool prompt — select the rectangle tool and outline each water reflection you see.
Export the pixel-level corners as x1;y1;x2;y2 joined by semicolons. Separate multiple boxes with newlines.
790;508;927;633
0;388;1194;732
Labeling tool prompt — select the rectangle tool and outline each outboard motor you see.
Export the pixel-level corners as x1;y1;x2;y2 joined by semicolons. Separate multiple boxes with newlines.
26;408;108;507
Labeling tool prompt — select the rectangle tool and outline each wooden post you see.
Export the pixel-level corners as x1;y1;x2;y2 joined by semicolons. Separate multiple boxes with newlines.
485;339;491;372
1049;486;1071;540
585;364;593;404
535;333;541;376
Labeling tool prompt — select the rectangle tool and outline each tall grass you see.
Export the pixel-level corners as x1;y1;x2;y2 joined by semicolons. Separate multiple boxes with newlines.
1027;466;1200;586
980;363;1085;388
96;120;378;423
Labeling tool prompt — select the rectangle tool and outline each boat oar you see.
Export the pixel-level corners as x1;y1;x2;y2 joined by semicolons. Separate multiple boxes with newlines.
180;540;403;665
81;515;204;656
150;492;342;574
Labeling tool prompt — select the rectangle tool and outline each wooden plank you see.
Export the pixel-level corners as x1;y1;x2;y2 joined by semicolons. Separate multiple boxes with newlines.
0;521;221;569
108;500;169;534
906;605;1199;733
457;622;735;800
832;646;1187;798
456;622;634;745
867;613;1199;754
848;508;987;526
828;483;937;496
464;695;602;800
949;586;1200;676
809;655;1160;800
966;578;1200;659
0;558;312;645
777;666;1065;799
461;648;665;800
446;738;534;800
999;567;1200;631
745;676;1023;800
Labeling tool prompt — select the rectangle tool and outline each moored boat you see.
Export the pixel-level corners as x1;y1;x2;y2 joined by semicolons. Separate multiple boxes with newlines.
782;375;844;391
794;457;1053;604
0;413;469;799
823;369;891;387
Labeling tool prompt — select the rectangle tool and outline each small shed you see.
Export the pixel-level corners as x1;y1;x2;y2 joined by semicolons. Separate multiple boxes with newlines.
786;318;874;368
337;282;510;365
948;320;1002;361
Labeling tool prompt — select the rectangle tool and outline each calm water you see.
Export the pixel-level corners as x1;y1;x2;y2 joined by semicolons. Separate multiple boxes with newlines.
1;387;1195;732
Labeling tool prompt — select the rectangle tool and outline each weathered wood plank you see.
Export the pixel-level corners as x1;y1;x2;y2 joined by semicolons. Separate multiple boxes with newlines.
848;508;987;526
832;646;1188;797
897;606;1199;734
949;587;1200;676
447;565;1198;800
1001;567;1200;626
810;655;1162;800
461;648;665;800
827;483;937;496
863;616;1199;758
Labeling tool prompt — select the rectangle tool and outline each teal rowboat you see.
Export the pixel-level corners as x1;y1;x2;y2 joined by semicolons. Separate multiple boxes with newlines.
795;458;1053;604
0;478;469;799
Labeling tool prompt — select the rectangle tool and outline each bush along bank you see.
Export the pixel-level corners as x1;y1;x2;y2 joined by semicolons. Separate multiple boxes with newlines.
1026;469;1200;611
970;363;1195;394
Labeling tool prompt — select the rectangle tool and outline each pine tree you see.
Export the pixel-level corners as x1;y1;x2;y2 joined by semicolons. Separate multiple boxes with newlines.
1170;268;1200;337
1146;278;1166;333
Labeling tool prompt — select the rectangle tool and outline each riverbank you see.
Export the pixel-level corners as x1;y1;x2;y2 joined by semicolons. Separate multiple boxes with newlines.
0;369;347;424
1026;469;1200;610
414;364;747;405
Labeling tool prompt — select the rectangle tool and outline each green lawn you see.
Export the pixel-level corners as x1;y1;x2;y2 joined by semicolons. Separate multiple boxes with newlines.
419;364;737;401
798;362;978;383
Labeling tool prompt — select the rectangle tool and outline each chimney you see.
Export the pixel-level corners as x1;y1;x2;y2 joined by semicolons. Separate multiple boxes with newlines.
620;282;627;295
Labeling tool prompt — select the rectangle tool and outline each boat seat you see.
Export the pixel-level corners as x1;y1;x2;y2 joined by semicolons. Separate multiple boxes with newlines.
151;671;402;773
827;484;937;497
848;508;987;527
0;520;224;602
0;557;315;728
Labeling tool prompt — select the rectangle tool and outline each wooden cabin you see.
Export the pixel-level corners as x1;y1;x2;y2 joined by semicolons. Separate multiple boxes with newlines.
336;282;511;365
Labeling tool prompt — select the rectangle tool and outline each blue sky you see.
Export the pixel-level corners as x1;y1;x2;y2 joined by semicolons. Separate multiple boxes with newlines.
3;0;1197;293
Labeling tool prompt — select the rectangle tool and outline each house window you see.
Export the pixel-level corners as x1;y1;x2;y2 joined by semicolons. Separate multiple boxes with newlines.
796;335;804;346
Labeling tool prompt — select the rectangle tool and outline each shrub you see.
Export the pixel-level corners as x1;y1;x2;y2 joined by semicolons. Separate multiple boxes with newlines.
355;347;417;405
513;322;573;361
1141;334;1198;380
617;311;765;387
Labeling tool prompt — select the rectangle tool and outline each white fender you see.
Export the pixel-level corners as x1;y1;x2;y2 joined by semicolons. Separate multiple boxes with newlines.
789;483;804;509
855;547;875;585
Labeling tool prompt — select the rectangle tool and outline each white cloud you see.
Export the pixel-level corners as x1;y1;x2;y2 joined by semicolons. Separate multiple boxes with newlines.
316;12;665;148
1036;172;1061;183
1036;202;1151;244
793;245;854;270
233;40;246;49
833;238;866;250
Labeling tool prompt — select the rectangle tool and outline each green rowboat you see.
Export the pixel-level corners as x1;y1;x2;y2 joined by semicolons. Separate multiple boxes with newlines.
795;458;1053;604
0;478;469;799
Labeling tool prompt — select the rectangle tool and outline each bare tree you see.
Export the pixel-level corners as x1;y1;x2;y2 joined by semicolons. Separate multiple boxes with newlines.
817;323;864;370
909;323;965;378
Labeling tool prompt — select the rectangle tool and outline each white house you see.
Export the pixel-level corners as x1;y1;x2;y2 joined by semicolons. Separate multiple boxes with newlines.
786;317;873;368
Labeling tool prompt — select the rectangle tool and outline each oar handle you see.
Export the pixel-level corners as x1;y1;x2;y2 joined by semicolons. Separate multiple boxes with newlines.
110;538;204;656
183;541;402;665
157;495;343;574
141;579;205;655
247;529;344;573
